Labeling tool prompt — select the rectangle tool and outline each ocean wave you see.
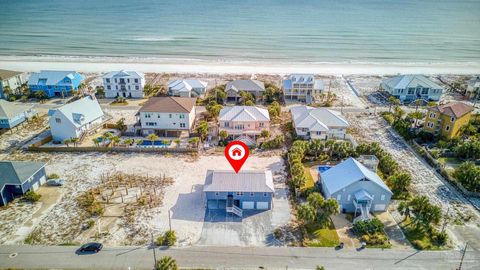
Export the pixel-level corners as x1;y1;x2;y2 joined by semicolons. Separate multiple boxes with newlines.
131;37;177;42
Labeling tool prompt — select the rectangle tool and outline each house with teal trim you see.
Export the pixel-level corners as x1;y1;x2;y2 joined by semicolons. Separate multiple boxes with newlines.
381;74;443;103
28;70;85;98
0;100;37;129
0;160;47;206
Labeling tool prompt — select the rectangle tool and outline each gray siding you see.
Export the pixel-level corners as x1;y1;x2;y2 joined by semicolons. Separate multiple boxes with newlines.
205;191;273;210
0;167;46;206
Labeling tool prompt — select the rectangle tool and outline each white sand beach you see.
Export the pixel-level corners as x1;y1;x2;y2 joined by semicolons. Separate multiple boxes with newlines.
1;56;479;75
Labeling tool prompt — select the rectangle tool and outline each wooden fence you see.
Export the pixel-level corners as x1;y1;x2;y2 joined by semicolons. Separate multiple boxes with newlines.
28;145;198;154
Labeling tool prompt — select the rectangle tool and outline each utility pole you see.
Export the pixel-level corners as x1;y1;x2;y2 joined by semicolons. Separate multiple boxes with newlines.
168;209;172;231
441;206;449;233
458;241;468;270
151;231;157;268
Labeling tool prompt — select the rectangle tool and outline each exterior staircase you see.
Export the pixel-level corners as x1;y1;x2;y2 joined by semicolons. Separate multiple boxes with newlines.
226;205;243;217
353;204;371;223
235;135;255;146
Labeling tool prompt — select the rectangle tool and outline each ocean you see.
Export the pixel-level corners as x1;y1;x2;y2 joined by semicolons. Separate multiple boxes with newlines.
0;0;479;70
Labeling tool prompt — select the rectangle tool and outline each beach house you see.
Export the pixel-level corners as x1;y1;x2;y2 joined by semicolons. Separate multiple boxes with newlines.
381;74;443;102
423;102;474;139
136;96;196;137
225;80;265;102
282;74;324;104
465;76;480;101
102;70;145;98
0;160;47;206
203;170;275;217
48;96;105;142
218;106;270;146
0;100;37;129
318;157;392;222
28;70;85;98
0;69;27;99
168;79;208;98
290;106;349;140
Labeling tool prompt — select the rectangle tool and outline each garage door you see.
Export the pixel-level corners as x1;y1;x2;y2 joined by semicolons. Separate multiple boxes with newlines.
39;175;46;185
242;201;254;209
31;182;40;191
256;202;269;210
374;204;386;211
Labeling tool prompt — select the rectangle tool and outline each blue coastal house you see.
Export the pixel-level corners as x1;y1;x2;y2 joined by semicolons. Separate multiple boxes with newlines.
203;170;274;217
0;161;47;206
28;70;85;98
381;74;443;103
318;157;392;223
0;100;37;129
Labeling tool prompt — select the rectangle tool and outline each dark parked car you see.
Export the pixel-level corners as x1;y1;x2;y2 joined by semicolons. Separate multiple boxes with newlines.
46;179;64;186
78;242;103;253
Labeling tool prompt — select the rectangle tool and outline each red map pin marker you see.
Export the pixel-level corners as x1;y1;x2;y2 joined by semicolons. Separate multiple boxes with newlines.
224;141;249;173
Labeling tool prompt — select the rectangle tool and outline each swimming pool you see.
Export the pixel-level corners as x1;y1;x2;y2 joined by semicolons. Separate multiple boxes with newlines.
139;140;171;147
318;165;332;173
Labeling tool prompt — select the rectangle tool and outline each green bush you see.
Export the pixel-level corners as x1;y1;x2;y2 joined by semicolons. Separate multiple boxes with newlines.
411;239;431;250
261;135;285;149
361;232;388;246
24;191;41;202
48;173;60;179
353;218;384;235
155;256;178;270
156;230;177;246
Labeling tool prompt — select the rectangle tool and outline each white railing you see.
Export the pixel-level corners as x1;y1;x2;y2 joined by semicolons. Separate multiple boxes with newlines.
226;205;243;217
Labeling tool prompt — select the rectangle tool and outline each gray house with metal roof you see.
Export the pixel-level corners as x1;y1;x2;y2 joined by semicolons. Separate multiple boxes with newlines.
381;74;443;102
0;100;37;129
204;170;274;217
0;161;47;206
318;157;392;222
225;80;265;102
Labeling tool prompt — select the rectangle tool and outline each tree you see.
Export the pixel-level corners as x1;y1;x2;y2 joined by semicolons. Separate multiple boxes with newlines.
135;139;144;146
35;90;48;100
264;83;282;104
260;129;270;140
297;204;316;224
268;101;281;120
155;256;178;270
307;192;324;210
70;137;79;147
115;118;127;133
219;130;228;141
239;90;255;105
2;85;12;98
407;111;425;129
111;136;120;147
173;139;181;148
321;198;340;218
206;102;223;120
146;133;159;146
63;138;71;147
92;138;100;147
156;230;177;246
123;138;133;146
388;96;400;112
393;105;405;122
188;137;200;148
196;120;209;141
24;191;41;202
387;172;411;198
399;196;442;229
453;162;480;193
397;201;411;220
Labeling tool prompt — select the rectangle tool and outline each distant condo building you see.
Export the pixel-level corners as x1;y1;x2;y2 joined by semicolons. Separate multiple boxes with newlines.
102;70;145;98
0;69;27;99
465;75;480;101
28;70;84;98
381;74;443;103
282;74;324;104
167;79;207;97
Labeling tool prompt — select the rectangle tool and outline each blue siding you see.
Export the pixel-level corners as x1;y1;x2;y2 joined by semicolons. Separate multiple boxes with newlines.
29;72;84;98
0;167;46;206
205;191;273;210
0;113;27;129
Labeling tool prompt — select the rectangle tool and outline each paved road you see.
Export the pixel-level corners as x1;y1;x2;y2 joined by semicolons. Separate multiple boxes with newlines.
0;245;479;270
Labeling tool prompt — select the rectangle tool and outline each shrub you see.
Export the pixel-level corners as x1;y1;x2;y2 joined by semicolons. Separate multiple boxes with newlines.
155;256;178;270
156;230;177;246
411;239;431;250
361;232;388;246
261;135;285;149
48;173;60;179
433;231;448;246
353;218;384;235
77;192;104;216
273;228;284;240
24;191;41;202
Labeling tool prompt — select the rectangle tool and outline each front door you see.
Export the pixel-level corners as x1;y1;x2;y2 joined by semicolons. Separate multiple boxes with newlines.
227;195;233;207
234;199;240;207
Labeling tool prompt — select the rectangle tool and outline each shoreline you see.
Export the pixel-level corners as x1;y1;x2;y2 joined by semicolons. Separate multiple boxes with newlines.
1;56;479;75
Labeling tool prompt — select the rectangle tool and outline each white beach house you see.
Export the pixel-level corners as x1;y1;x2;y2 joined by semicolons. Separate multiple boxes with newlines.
102;70;145;98
136;96;196;137
167;79;208;98
381;74;443;102
465;75;480;101
48;96;105;142
282;74;324;104
291;106;349;140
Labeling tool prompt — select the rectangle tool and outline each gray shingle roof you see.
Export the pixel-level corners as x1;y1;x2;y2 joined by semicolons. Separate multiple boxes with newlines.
226;80;265;93
0;161;46;191
203;170;274;193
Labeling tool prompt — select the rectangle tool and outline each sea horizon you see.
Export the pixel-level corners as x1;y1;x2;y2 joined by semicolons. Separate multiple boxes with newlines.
1;0;479;74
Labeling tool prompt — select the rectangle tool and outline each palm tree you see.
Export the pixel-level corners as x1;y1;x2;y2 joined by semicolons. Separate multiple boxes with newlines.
219;130;228;141
147;133;159;146
135;139;144;146
173;139;181;148
70;137;79;147
2;85;12;98
297;204;316;225
397;201;411;221
111;136;120;147
260;129;270;140
63;139;71;147
123;138;133;147
92;138;100;147
155;256;178;270
188;137;200;148
388;96;400;112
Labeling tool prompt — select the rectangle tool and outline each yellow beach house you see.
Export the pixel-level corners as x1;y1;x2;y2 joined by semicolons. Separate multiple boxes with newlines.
423;102;474;139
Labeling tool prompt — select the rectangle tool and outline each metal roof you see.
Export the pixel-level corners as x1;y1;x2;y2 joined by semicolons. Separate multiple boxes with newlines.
168;79;207;95
102;70;144;79
290;106;349;131
320;158;392;195
219;106;270;122
49;96;104;128
225;80;265;93
0;100;34;119
0;161;46;191
28;70;84;86
203;170;274;193
382;74;443;90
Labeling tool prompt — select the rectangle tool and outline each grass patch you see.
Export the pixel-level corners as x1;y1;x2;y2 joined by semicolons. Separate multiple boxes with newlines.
110;101;129;106
399;218;445;250
304;219;339;247
301;165;315;191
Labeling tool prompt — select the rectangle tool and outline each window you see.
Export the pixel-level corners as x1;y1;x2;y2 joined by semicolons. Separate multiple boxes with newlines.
316;131;322;135
381;194;385;201
107;85;111;90
179;114;185;119
146;122;157;126
106;78;110;83
127;79;130;83
157;114;161;118
145;113;151;118
407;88;415;95
347;195;351;201
135;85;139;90
134;79;139;83
128;85;131;90
336;194;341;201
263;192;267;197
55;118;61;123
236;192;244;196
215;192;219;196
422;88;429;95
224;122;229;127
180;123;186;128
445;125;450;131
451;117;455;122
250;192;254;197
259;122;264;127
114;78;117;83
169;114;172;118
